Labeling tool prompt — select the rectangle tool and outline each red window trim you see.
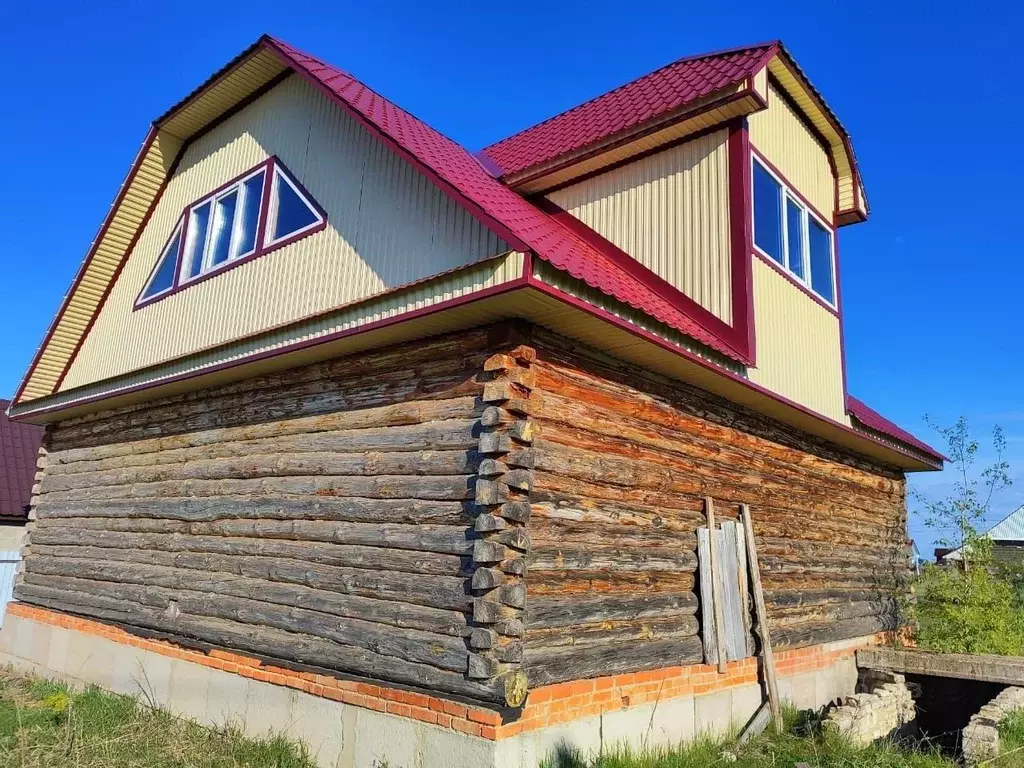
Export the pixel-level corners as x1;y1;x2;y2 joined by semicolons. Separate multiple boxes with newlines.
133;155;328;311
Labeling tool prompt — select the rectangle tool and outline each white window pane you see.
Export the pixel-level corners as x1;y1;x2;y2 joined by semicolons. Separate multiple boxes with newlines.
234;172;264;258
753;161;782;263
786;197;804;279
809;218;834;303
272;170;319;241
183;202;211;280
209;191;238;268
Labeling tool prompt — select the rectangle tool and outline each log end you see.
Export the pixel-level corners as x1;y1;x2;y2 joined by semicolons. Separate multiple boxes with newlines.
503;669;529;708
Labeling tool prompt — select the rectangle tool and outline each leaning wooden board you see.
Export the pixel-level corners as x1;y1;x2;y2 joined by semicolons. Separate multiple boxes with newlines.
698;519;750;665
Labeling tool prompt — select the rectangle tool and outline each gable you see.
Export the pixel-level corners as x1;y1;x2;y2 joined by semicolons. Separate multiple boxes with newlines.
59;74;509;392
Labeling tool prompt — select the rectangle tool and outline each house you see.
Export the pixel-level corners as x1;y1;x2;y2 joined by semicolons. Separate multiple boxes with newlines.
941;505;1024;565
0;36;943;767
0;400;45;623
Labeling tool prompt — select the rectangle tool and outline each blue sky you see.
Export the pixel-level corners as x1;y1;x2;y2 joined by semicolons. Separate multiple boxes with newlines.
2;2;1021;554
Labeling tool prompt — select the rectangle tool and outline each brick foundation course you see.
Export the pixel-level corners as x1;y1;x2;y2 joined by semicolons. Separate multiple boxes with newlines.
7;602;888;740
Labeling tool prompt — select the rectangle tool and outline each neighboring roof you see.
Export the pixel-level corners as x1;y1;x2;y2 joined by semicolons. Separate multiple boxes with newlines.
0;400;44;520
979;505;1024;543
847;396;945;464
482;42;777;177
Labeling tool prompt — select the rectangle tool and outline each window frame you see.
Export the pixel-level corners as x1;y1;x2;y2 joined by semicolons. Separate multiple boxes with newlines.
750;154;837;309
134;156;327;310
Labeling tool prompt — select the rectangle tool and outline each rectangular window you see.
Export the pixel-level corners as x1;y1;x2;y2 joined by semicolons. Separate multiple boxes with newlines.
183;201;211;281
753;161;782;263
785;196;805;280
209;190;238;268
235;171;265;259
809;218;835;304
751;156;836;306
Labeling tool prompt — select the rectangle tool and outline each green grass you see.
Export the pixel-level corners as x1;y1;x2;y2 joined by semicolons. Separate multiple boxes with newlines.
0;667;315;767
540;710;957;768
998;709;1024;763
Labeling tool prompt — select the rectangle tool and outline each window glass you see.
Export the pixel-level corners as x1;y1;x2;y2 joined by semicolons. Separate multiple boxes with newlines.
209;190;238;267
272;171;319;241
234;171;264;258
142;224;181;299
786;197;804;279
183;201;211;280
809;217;834;304
753;161;782;263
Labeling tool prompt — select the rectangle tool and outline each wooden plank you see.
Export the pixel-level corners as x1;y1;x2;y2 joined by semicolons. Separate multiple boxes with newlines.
717;520;747;661
738;701;771;743
741;503;782;732
856;648;1024;686
735;520;751;639
697;527;717;666
705;497;728;674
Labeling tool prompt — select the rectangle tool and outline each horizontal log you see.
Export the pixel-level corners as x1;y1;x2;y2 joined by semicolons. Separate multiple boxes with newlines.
48;419;481;477
524;636;704;686
29;528;466;576
526;593;697;629
35;518;473;555
26;553;471;612
527;570;695;596
525;615;700;648
770;614;899;648
530;545;697;573
35;497;472;526
52;398;482;465
15;586;501;702
18;575;469;671
530;518;697;551
530;499;698;534
21;560;468;637
38;474;476;504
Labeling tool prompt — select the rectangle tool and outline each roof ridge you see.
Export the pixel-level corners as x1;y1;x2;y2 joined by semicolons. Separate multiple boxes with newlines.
482;40;779;154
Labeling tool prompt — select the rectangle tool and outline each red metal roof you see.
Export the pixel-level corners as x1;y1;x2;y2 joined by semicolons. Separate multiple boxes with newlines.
847;396;944;464
481;43;778;177
269;38;749;362
0;400;44;520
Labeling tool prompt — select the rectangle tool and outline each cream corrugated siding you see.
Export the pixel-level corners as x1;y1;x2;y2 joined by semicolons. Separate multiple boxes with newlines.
23;253;523;414
747;258;846;422
62;75;509;391
546;129;733;323
748;81;834;218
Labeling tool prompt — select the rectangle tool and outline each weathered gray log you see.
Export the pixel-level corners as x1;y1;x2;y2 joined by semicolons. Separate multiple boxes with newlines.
524;636;704;685
26;553;471;612
525;615;700;648
35;497;472;526
16;586;502;701
40;451;480;493
526;593;698;629
17;576;469;671
529;546;696;572
21;561;468;636
28;528;466;576
34;518;472;555
770;615;897;648
48;420;481;476
38;475;476;504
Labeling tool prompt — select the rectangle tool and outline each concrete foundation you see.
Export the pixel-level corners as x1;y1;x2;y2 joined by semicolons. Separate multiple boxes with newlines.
0;610;865;768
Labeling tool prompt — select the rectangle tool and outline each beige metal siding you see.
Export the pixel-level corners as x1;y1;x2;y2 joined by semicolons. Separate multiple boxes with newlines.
747;258;846;422
748;81;834;218
26;253;523;414
546;129;733;323
62;75;508;391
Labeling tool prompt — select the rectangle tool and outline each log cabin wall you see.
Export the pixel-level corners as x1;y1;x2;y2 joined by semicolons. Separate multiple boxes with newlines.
16;325;537;705
523;328;907;686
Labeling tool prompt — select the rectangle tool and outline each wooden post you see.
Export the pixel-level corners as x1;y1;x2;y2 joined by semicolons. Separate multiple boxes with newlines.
705;496;728;674
741;503;782;732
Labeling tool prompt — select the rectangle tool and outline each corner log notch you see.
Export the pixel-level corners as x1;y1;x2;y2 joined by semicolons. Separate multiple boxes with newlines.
468;345;536;707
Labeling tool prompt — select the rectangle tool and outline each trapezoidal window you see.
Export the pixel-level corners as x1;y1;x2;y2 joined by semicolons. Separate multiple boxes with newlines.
135;157;326;308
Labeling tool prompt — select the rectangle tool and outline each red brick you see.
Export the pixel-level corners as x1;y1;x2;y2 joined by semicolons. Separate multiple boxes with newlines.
442;700;468;719
409;706;438;725
387;702;413;719
467;708;502;727
451;719;482;738
436;713;453;729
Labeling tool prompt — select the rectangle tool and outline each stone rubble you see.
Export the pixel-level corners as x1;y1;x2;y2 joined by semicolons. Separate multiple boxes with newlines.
823;670;916;746
962;686;1024;765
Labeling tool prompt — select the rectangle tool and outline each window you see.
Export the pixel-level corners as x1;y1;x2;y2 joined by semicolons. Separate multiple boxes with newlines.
751;156;836;306
136;157;325;308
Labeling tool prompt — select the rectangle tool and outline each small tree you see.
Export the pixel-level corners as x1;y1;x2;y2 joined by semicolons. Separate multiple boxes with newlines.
911;416;1021;654
913;416;1011;569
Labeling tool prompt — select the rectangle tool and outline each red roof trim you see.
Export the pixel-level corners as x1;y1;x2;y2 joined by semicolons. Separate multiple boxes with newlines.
0;399;44;520
847;396;944;464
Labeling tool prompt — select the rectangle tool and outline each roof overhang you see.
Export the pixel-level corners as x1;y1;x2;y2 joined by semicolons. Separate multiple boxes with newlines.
11;270;940;473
